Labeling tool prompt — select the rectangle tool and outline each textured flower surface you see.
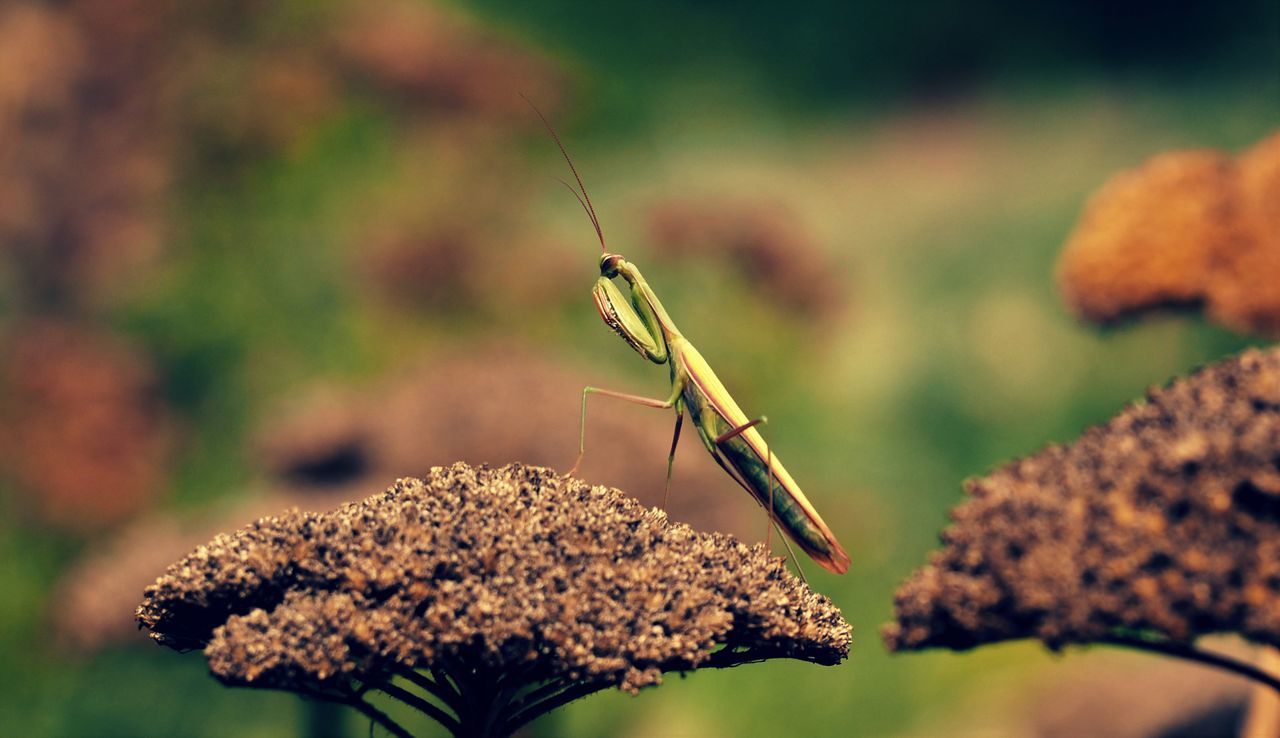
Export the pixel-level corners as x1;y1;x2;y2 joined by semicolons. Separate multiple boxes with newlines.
1056;130;1280;336
885;347;1280;654
139;462;849;737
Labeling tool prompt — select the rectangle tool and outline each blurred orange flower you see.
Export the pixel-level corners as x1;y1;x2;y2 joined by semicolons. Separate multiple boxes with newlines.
1057;130;1280;336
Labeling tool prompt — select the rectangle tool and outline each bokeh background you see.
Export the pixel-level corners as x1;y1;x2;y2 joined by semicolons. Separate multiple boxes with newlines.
1;0;1278;736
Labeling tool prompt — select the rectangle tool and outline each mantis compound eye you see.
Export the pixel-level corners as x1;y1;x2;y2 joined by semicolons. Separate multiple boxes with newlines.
600;253;625;277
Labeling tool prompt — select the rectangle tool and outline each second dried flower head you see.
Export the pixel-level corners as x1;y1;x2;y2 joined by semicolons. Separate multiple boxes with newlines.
887;347;1280;663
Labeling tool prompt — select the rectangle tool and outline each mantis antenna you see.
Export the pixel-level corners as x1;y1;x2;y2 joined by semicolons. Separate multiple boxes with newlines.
521;94;607;252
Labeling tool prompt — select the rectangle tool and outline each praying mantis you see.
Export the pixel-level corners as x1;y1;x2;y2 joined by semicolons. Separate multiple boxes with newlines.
531;104;851;575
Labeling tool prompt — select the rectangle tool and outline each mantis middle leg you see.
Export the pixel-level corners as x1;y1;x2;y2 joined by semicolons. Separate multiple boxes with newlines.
566;385;678;480
662;412;684;510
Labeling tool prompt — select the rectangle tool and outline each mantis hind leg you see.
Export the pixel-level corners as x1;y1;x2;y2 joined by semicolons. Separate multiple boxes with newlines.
771;520;807;584
713;417;771;542
566;386;675;478
713;417;808;583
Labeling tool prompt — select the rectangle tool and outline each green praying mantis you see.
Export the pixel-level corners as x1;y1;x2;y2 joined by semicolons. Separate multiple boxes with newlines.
531;104;850;575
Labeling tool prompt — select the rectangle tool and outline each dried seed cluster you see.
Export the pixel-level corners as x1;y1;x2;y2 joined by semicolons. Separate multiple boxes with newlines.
885;347;1280;652
1;319;170;530
1056;130;1280;336
139;463;848;697
0;0;173;307
645;196;845;322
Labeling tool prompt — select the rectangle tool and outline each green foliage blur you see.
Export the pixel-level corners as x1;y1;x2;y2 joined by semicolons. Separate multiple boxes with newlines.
1;0;1277;736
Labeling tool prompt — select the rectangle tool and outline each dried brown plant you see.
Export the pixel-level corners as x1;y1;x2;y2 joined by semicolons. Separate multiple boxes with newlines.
0;0;176;308
186;0;566;160
185;48;342;155
50;486;357;653
329;0;564;120
0;0;572;541
645;196;846;322
1056;130;1280;336
885;346;1280;691
0;0;567;310
355;224;577;318
0;319;171;530
138;462;849;738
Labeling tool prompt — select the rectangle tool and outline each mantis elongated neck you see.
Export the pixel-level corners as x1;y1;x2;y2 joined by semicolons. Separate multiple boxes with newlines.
619;262;683;342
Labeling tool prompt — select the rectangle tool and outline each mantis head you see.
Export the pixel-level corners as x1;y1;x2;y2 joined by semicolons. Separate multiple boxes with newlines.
599;253;625;277
592;253;668;364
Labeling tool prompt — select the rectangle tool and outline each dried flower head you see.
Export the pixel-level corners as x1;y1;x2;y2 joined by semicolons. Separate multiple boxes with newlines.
885;347;1280;658
330;0;564;119
138;462;849;737
0;319;171;529
0;0;173;308
51;485;359;654
1056;130;1280;336
645;196;846;322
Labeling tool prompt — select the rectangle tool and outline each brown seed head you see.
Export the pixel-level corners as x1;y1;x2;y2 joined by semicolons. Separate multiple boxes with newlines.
138;463;849;699
645;196;846;323
885;347;1280;653
1056;130;1280;336
0;319;171;529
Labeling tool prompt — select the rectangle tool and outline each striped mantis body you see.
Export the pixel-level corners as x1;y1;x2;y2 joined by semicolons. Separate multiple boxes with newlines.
533;106;850;575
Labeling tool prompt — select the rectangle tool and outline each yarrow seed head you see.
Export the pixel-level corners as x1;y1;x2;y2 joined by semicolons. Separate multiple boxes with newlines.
885;347;1280;654
138;462;849;736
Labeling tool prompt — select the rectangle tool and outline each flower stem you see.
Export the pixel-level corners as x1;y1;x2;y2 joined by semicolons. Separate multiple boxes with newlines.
378;680;462;735
398;667;465;716
344;697;415;738
501;679;612;736
1098;634;1280;694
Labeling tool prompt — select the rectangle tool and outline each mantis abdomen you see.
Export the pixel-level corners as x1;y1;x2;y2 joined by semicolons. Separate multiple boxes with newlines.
677;341;851;574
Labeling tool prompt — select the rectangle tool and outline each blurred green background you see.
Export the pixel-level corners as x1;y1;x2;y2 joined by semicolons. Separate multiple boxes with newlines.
1;0;1277;736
